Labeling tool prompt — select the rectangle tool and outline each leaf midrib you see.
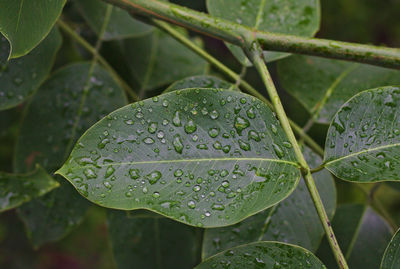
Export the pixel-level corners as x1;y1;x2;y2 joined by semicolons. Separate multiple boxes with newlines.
66;157;300;170
324;142;400;166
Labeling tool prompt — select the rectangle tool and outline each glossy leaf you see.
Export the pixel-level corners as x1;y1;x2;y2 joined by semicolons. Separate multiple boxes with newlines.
124;29;208;93
107;210;200;269
0;165;58;212
58;89;301;228
0;0;66;59
317;204;392;268
207;0;320;65
277;55;400;124
15;62;127;247
0;28;62;110
196;241;326;268
164;75;239;93
202;146;336;258
75;0;153;40
324;86;400;182
381;228;400;269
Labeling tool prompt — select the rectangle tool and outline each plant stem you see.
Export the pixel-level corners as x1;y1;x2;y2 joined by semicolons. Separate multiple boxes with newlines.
103;0;400;69
57;20;138;100
246;42;348;269
153;19;324;156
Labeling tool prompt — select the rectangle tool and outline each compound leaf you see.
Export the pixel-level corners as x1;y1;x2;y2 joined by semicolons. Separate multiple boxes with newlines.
0;0;66;58
196;241;326;268
324;86;400;182
58;89;301;228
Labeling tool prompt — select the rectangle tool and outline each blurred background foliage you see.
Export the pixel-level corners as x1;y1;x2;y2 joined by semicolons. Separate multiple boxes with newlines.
1;0;400;268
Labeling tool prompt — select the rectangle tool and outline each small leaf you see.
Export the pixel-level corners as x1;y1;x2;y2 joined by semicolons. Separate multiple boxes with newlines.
58;89;301;228
0;28;62;110
324;86;400;182
381;228;400;269
14;62;127;247
196;241;326;268
317;204;392;268
123;29;208;94
207;0;320;65
0;165;58;212
0;0;66;59
277;55;400;124
107;210;200;269
202;146;336;258
75;0;153;40
164;75;239;93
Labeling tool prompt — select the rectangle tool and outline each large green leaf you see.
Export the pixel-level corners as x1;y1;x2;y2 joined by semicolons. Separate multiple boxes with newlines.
75;0;153;40
277;55;400;124
123;29;208;95
15;62;127;247
0;28;62;110
0;0;66;59
196;241;326;268
202;146;335;258
324;86;400;182
0;165;58;212
316;204;392;268
207;0;320;65
58;89;301;228
164;75;239;93
381;228;400;269
107;210;200;268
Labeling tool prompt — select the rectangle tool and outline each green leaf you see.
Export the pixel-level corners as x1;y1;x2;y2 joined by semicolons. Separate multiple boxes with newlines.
206;0;320;65
0;165;58;212
57;89;301;228
277;55;400;124
324;86;400;182
0;28;62;110
0;0;66;59
14;62;127;247
75;0;153;40
196;241;326;268
202;146;336;258
107;210;200;268
164;75;239;93
381;228;400;269
316;204;392;268
123;29;208;95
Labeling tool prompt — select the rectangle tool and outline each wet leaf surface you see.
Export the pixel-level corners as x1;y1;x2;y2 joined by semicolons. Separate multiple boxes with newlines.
381;228;400;269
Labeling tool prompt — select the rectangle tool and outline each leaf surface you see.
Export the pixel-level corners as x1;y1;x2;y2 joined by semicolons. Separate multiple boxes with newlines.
381;228;400;269
164;75;239;93
207;0;320;65
75;0;153;40
123;29;208;95
58;89;301;228
316;204;392;268
15;62;127;246
324;86;400;182
107;210;200;269
202;146;335;258
0;165;58;212
196;241;326;268
0;0;66;58
277;55;400;124
0;28;62;110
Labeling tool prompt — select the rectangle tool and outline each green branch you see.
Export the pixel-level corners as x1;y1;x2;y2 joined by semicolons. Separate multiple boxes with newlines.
57;20;139;100
153;19;324;156
246;42;349;269
103;0;400;69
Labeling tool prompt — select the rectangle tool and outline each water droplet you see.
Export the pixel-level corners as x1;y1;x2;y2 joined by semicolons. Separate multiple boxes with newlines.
185;119;197;134
272;143;285;158
187;200;196;209
148;122;158;133
210;110;219;119
211;203;225;211
173;111;182;126
129;169;140;180
105;166;115;178
147;171;162;185
208;127;220;138
152;192;160;198
173;134;184;154
238;139;251;151
84;168;97;179
234;116;250;135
